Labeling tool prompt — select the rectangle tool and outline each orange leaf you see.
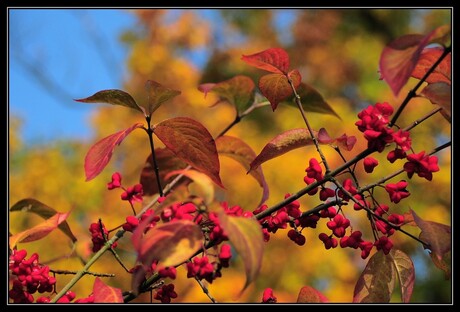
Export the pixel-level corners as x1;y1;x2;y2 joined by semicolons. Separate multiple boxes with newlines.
411;47;451;85
154;117;223;188
85;123;143;181
165;169;215;204
9;211;71;248
259;69;301;111
297;286;329;303
241;48;290;74
420;82;451;122
93;277;123;303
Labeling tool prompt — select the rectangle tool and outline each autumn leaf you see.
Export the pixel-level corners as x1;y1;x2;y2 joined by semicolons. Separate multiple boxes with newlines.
379;24;451;96
84;123;144;181
411;209;451;261
216;136;269;206
10;198;77;243
132;219;203;268
143;80;181;116
93;277;123;303
75;89;142;113
430;250;451;280
388;249;415;303
153;117;224;188
241;47;290;74
217;211;264;295
259;69;301;111
198;75;255;114
9;211;71;248
165;169;215;205
411;47;451;85
249;128;316;172
297;286;329;303
420;82;451;121
353;250;395;303
140;148;188;196
282;82;341;119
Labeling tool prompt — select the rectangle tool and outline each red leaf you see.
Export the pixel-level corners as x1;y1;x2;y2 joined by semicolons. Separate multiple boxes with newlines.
411;47;451;85
217;211;264;294
216;136;269;206
153;117;224;188
198;75;255;113
143;80;181;116
75;89;142;113
84;123;143;181
139;148;188;196
9;211;71;248
259;70;301;111
133;220;203;268
353;250;396;303
93;277;123;303
241;47;290;74
296;286;329;303
282;82;341;120
10;198;77;243
411;209;451;261
249;128;316;172
420;82;451;121
379;25;451;96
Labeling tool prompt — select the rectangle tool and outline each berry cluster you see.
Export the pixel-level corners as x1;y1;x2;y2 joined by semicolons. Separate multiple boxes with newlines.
89;221;118;253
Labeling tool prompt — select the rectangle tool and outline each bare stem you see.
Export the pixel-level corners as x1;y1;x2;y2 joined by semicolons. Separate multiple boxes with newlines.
195;278;217;303
49;269;115;277
145;115;164;196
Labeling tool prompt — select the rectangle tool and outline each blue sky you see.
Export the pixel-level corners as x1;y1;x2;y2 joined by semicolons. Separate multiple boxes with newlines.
9;9;137;144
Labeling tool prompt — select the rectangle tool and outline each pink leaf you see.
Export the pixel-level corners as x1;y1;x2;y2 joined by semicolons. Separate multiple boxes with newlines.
335;133;357;151
297;286;329;303
153;117;224;188
249;128;317;172
93;277;123;303
84;123;143;181
241;47;290;74
317;128;334;144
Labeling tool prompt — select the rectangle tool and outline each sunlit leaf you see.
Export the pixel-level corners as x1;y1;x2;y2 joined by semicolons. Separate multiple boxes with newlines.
411;209;451;261
198;75;255;114
353;250;395;303
420;82;451;122
75;89;142;113
296;286;329;303
411;47;451;85
10;198;77;243
84;123;144;181
133;220;203;268
217;212;264;294
216;136;269;206
379;25;451;96
249;128;316;172
283;83;341;119
259;70;301;111
9;211;71;248
154;117;223;188
140;148;188;196
143;80;181;116
241;47;290;74
165;169;214;205
93;277;123;303
388;249;415;303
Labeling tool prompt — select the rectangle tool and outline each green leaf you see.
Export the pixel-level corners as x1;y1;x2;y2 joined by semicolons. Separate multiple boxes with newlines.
10;198;77;243
9;211;72;248
143;80;181;116
353;250;396;303
282;83;341;120
411;209;451;261
216;136;269;206
133;220;203;268
388;249;415;303
217;212;264;294
165;169;215;205
93;277;123;303
198;75;255;114
154;117;224;188
296;286;329;303
249;128;316;172
75;89;142;113
241;47;290;74
259;69;301;111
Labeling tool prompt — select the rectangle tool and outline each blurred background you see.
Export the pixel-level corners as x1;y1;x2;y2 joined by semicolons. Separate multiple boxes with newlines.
8;8;451;303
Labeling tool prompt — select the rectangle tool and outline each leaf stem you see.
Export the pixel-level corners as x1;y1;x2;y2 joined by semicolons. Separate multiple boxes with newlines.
145;115;164;197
